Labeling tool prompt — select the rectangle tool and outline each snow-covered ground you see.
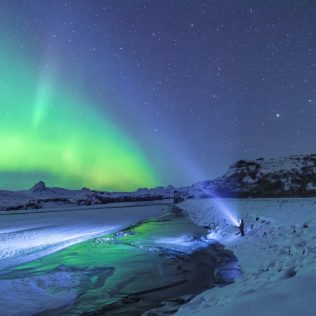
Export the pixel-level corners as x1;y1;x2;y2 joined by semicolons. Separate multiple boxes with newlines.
176;198;316;316
0;201;169;270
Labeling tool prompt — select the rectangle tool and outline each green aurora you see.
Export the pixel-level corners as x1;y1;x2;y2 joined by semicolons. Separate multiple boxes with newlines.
0;44;157;191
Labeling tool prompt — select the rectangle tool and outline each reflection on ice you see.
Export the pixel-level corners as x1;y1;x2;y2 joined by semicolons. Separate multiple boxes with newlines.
0;226;119;271
206;231;220;240
154;235;210;252
0;202;164;270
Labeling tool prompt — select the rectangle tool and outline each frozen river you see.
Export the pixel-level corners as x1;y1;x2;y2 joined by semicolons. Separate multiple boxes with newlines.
0;202;238;315
0;201;170;271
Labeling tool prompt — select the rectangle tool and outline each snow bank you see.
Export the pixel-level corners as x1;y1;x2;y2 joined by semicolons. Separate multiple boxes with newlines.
176;198;316;316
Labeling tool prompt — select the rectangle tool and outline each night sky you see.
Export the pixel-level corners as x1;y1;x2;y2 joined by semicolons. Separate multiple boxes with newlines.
0;0;316;190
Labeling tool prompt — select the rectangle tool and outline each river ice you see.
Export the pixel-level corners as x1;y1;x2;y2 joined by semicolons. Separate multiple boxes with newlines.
0;202;168;270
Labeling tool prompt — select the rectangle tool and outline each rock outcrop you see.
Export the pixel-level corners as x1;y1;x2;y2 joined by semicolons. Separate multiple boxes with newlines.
30;181;47;192
177;155;316;199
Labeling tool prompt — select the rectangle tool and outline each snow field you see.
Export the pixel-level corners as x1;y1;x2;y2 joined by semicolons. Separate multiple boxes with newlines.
176;198;316;316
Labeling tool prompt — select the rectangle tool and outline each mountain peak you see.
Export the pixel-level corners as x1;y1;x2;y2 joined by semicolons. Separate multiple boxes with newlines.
30;181;47;192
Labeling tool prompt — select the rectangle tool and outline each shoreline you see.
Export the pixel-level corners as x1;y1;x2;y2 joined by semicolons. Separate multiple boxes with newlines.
175;198;316;316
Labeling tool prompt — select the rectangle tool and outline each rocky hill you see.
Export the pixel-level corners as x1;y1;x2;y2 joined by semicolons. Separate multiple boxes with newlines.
177;154;316;199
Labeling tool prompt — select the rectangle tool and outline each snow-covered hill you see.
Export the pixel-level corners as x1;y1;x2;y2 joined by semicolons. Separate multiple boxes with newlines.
2;154;316;211
177;154;316;200
175;198;316;316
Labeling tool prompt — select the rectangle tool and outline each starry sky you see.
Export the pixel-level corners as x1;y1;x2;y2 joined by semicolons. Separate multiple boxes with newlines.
0;0;316;190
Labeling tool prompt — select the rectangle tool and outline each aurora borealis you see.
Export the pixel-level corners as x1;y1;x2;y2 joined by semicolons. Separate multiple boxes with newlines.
1;1;316;190
0;40;157;190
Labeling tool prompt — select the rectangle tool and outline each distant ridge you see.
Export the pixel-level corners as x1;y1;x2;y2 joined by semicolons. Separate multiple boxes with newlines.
2;154;316;211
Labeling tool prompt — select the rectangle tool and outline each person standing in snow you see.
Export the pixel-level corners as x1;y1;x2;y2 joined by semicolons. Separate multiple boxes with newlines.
239;219;245;236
